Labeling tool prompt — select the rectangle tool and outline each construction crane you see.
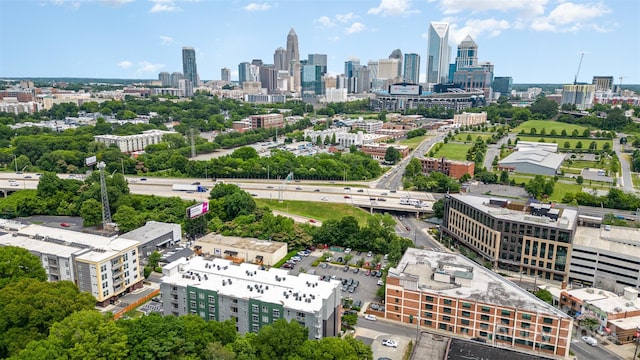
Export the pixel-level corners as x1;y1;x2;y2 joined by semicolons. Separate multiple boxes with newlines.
618;75;627;93
573;52;585;85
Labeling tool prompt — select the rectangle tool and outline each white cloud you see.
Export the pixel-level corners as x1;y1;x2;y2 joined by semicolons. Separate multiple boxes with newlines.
449;18;511;44
102;0;134;6
327;36;340;42
117;61;133;69
317;16;335;27
368;0;418;16
49;0;81;9
159;35;174;45
149;0;179;13
435;0;547;16
335;12;357;23
136;61;165;74
345;22;367;34
243;2;271;11
531;2;611;32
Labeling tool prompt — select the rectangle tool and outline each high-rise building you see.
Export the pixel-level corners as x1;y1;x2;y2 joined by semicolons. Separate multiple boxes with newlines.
561;84;596;110
403;53;420;84
426;22;450;84
273;47;287;71
344;58;362;94
182;47;198;86
493;77;513;95
238;62;251;84
301;64;323;95
308;54;327;75
377;59;401;81
259;65;278;92
592;76;614;91
178;79;193;97
158;72;171;86
285;28;299;71
221;68;231;82
170;72;183;88
455;35;478;70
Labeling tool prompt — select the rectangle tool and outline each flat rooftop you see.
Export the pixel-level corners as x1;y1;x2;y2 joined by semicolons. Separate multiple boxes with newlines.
574;225;640;251
162;256;339;313
0;233;88;258
588;296;640;315
448;194;578;230
390;248;569;316
120;221;180;245
195;233;287;254
564;287;618;302
609;315;640;330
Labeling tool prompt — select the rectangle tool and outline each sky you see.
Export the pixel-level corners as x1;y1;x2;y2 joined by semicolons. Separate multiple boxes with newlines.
1;0;639;84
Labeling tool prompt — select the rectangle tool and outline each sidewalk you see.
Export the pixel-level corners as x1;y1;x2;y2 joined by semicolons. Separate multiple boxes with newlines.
591;333;638;359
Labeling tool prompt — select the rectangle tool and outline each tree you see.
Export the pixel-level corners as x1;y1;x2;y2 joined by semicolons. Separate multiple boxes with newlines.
404;158;422;178
576;175;584;185
253;319;307;359
112;205;141;232
576;141;583;149
80;198;103;227
563;141;571;149
432;198;444;218
529;97;558;119
500;170;509;184
297;336;372;360
0;279;96;357
384;146;401;164
534;289;553;304
0;246;46;290
12;310;128;360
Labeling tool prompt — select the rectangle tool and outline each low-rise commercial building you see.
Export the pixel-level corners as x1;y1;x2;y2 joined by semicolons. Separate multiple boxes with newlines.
160;256;341;339
250;113;284;129
361;143;409;161
194;233;288;266
419;157;475;179
94;129;176;153
386;248;572;358
443;194;578;282
119;221;182;260
569;226;640;292
497;150;565;176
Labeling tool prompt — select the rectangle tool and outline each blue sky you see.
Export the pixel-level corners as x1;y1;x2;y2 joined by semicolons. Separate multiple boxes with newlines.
1;0;638;84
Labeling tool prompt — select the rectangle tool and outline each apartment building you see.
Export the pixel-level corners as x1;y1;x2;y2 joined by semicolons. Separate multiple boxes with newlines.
453;112;487;126
0;221;142;306
94;129;176;153
419;157;475;179
569;225;640;292
249;113;284;129
361;143;409;161
160;257;341;339
442;194;578;282
559;287;640;344
385;248;572;358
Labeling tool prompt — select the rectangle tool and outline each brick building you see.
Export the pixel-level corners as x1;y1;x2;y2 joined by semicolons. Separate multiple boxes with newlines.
419;157;475;179
250;113;284;129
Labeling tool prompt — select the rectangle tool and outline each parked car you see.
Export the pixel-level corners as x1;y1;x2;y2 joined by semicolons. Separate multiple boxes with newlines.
365;269;371;276
343;265;350;272
295;187;302;190
320;263;328;269
266;185;274;189
348;286;355;293
314;189;320;192
367;251;373;257
309;219;317;223
60;222;71;227
365;314;377;321
377;279;384;286
353;268;359;274
282;263;294;269
353;300;362;308
382;339;398;348
345;248;352;254
321;197;329;201
582;336;597;346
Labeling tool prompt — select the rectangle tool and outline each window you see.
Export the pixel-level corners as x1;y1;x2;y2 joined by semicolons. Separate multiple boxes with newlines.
209;313;216;320
443;299;452;305
501;310;511;317
208;295;215;303
395;306;399;311
461;327;469;334
501;318;510;325
190;292;196;299
460;319;470;325
424;320;432;326
462;311;471;317
190;301;196;308
262;306;268;313
521;322;530;329
439;323;447;330
208;305;215;313
252;314;259;322
480;323;489;329
252;305;259;312
262;316;269;323
395;298;399;303
424;312;433;318
542;326;551;333
252;324;260;332
543;317;553;324
522;313;532;320
520;330;529;337
273;309;280;317
481;314;490;321
425;296;434;302
442;316;451;322
479;331;488;337
443;307;452;314
425;304;433;310
199;293;204;299
481;306;491;313
462;302;471;309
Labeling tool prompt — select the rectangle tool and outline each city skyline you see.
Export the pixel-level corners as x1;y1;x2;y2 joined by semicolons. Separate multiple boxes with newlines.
1;0;639;84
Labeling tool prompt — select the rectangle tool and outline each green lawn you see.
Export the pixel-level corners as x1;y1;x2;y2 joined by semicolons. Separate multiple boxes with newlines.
513;120;588;134
254;199;375;225
431;143;472;161
397;135;430;147
548;182;584;202
453;132;493;143
517;136;612;151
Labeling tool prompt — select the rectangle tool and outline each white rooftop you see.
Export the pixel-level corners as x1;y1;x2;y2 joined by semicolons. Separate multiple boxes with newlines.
564;287;619;302
162;257;339;313
390;248;569;317
574;226;640;251
120;221;180;245
498;149;565;170
609;315;640;330
588;295;640;315
448;194;578;230
0;233;88;258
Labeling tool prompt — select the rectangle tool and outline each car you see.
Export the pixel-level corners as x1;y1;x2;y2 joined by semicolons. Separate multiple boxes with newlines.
336;257;343;263
309;219;316;223
321;197;329;201
470;337;487;343
314;189;320;192
357;189;364;192
364;314;377;321
24;175;32;179
331;275;338;280
376;271;383;278
341;284;348;291
8;179;16;183
381;192;388;196
353;268;359;274
377;279;384;286
344;195;350;199
187;191;195;194
369;197;376;200
382;339;398;348
192;182;200;185
345;248;352;254
377;198;386;201
251;193;258;196
346;278;353;285
129;179;137;183
365;269;371;276
9;182;19;187
343;265;350;272
60;222;71;227
370;303;380;310
352;279;359;287
297;251;308;257
267;185;274;189
283;262;293;269
295;187;302;190
406;226;411;231
140;178;147;181
390;190;397;193
367;251;373;257
582;336;597;346
320;263;328;269
292;256;302;261
353;300;362;308
348;286;355;293
344;187;350;190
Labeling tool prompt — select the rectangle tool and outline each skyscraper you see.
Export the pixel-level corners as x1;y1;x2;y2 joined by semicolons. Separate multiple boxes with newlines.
238;62;251;84
221;68;231;82
426;22;450;84
158;72;170;86
274;47;287;71
455;35;478;70
182;47;198;86
308;54;327;75
286;28;299;72
403;53;420;84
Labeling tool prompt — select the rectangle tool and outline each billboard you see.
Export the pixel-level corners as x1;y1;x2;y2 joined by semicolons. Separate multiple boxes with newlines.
187;201;209;219
85;155;97;166
389;84;421;96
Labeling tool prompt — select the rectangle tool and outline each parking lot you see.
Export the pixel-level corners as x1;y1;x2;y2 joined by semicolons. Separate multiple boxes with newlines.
288;250;386;308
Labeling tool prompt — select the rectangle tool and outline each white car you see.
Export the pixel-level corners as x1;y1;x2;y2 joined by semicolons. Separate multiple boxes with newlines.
364;314;377;321
382;339;398;348
321;197;329;201
344;248;352;254
581;336;597;346
10;182;19;187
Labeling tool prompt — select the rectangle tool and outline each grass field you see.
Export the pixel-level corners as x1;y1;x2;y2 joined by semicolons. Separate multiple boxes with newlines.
431;143;472;161
453;132;493;143
397;135;429;147
516;136;612;150
254;198;375;225
513;120;588;134
548;182;584;202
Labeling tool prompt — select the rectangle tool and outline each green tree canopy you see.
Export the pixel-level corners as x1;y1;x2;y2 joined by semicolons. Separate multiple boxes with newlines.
0;246;46;290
